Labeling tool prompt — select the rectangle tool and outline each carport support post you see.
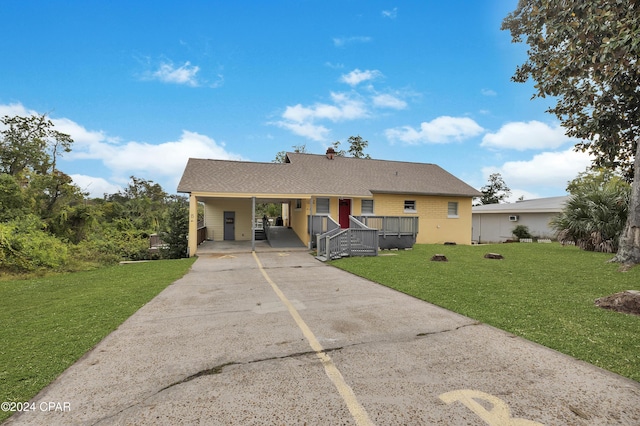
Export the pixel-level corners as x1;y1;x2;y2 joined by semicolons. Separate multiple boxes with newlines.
188;193;198;257
251;196;256;252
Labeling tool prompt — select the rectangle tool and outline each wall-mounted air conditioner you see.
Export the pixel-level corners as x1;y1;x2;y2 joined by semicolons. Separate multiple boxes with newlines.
509;215;519;222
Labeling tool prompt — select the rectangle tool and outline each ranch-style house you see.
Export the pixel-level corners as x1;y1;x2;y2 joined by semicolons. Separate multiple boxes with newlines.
177;149;482;260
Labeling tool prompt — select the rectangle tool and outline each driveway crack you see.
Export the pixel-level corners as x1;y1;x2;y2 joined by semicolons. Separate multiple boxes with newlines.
159;347;345;392
416;321;481;338
91;348;343;425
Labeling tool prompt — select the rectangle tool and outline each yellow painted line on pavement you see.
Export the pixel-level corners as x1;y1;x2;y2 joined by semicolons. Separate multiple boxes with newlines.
252;252;374;426
439;390;544;425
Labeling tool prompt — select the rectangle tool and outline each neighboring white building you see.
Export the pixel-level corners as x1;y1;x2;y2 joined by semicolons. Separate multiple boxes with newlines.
472;196;568;243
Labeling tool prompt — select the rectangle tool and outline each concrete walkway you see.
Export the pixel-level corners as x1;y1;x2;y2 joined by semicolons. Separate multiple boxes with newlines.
6;252;640;425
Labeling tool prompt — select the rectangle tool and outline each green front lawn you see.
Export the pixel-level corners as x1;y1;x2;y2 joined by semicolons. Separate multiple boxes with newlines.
331;243;640;382
0;258;196;423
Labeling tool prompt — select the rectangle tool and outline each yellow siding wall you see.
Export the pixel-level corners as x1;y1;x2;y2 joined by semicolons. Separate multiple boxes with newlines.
289;199;310;246
200;194;474;245
370;194;473;244
204;198;253;241
289;197;353;247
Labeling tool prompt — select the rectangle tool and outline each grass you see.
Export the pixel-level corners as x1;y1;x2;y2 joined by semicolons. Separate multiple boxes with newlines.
330;243;640;382
0;258;196;423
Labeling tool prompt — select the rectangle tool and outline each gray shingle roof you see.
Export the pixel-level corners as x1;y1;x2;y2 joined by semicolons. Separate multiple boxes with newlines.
177;152;481;198
472;196;569;213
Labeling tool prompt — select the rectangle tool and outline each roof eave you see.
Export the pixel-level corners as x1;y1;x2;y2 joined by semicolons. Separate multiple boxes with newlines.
370;189;481;197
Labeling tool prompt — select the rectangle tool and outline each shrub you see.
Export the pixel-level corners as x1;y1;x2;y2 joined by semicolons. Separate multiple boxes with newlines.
159;199;189;259
512;225;532;240
74;228;152;265
551;174;629;253
0;215;68;272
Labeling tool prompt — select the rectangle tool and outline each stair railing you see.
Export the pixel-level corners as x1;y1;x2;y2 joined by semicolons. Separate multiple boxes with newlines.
316;216;378;261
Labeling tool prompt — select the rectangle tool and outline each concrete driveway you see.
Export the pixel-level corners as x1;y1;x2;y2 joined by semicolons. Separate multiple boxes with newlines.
6;251;640;425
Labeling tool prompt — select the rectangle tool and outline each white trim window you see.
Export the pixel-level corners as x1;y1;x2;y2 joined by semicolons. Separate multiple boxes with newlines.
448;201;459;218
316;197;330;214
361;199;374;215
404;200;416;213
295;199;302;210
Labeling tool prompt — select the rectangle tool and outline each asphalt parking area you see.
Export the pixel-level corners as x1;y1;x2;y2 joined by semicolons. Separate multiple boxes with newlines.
6;251;640;425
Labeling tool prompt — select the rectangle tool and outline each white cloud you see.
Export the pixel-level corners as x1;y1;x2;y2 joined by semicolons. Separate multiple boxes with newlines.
54;116;243;191
385;116;484;144
333;36;372;47
51;117;116;154
0;102;35;117
149;61;201;86
70;174;121;198
0;103;242;194
274;92;368;141
482;148;593;189
481;88;497;96
372;93;407;110
340;69;383;86
95;130;242;192
382;8;398;19
482;121;574;151
274;121;330;141
0;105;118;169
325;62;345;69
101;131;240;177
282;94;367;123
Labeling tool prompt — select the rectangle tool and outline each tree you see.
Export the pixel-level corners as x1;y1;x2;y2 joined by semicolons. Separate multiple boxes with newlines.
477;173;511;205
502;0;640;264
26;170;85;220
551;170;630;253
273;144;307;163
330;140;347;157
346;135;371;159
160;196;189;259
107;176;168;231
0;174;29;221
330;135;372;159
0;114;73;176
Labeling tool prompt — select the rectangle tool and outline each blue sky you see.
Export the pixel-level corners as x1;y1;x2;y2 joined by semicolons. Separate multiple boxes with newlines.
0;1;592;199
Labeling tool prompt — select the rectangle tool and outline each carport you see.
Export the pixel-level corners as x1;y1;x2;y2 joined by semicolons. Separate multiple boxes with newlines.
188;193;310;255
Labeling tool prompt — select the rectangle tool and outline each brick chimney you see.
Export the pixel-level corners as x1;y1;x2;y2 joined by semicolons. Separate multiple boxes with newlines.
326;147;336;160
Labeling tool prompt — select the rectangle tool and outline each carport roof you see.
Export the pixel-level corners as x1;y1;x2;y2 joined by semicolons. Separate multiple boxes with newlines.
177;152;481;198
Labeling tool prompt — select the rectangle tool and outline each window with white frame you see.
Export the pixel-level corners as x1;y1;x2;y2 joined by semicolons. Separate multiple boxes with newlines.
295;199;302;209
448;201;459;218
361;199;374;215
404;200;416;212
316;197;330;214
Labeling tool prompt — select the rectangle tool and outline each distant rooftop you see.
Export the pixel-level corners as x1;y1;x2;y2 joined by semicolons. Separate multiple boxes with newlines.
472;196;569;213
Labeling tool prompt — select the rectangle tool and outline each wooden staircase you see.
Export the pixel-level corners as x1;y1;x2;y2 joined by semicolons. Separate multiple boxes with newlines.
316;226;378;261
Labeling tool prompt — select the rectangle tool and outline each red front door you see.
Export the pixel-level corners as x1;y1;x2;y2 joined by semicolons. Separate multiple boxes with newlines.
339;199;351;228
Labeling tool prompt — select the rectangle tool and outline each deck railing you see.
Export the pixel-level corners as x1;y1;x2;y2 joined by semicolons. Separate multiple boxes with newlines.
263;217;271;241
197;226;207;245
353;216;418;238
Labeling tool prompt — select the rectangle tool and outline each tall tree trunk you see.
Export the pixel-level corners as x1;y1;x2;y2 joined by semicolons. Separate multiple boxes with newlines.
613;140;640;265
